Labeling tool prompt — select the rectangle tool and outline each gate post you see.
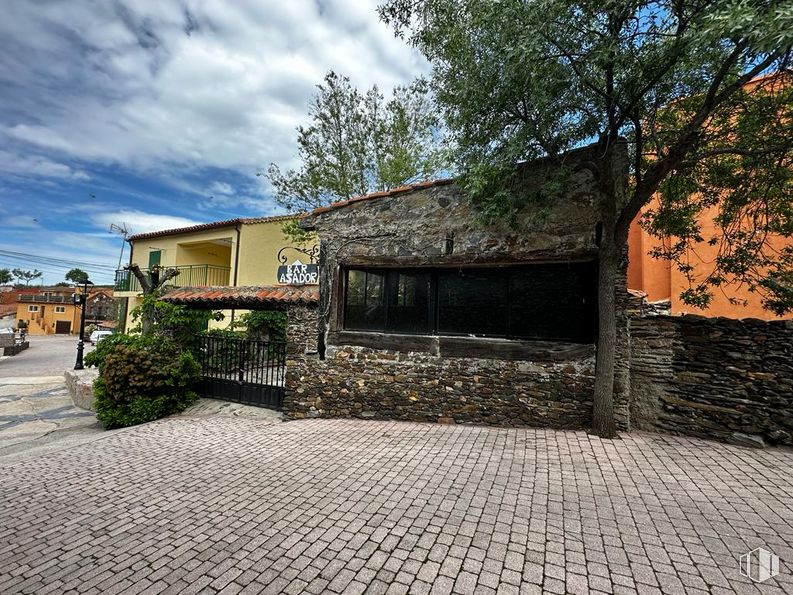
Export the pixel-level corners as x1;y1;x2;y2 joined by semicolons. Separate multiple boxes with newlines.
285;304;319;357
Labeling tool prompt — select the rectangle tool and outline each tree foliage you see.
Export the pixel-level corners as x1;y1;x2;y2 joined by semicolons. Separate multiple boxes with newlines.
65;268;90;284
12;268;42;285
380;0;793;436
0;268;12;285
268;71;448;214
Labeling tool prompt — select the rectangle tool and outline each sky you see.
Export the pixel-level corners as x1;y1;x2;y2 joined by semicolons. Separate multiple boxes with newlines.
0;0;427;285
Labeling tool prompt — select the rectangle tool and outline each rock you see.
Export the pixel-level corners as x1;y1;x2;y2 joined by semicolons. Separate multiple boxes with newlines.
727;432;767;449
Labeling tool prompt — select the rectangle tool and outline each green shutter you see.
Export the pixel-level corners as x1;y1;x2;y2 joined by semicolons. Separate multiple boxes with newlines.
148;250;161;269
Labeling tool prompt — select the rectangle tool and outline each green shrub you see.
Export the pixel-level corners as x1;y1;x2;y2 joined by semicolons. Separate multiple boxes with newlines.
84;333;150;369
231;310;287;342
94;341;200;429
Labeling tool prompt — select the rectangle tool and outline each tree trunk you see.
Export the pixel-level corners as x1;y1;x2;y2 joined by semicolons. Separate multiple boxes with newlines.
592;235;619;438
126;264;180;335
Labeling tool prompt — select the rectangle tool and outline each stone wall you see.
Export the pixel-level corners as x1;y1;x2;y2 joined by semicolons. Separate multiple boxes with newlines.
630;315;793;446
285;304;319;356
284;145;633;431
285;345;595;427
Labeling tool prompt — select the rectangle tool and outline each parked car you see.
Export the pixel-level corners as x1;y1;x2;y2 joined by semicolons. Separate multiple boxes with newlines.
89;330;113;345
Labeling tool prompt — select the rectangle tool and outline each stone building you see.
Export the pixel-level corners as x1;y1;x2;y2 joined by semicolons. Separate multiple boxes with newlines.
284;146;633;428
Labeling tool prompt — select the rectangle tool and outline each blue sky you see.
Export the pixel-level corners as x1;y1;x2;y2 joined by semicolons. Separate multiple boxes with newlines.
0;0;426;285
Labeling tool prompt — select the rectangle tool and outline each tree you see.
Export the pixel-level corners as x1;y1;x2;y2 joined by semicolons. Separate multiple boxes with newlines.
268;71;448;216
12;268;42;286
380;0;793;437
126;264;181;335
65;268;90;284
0;268;12;285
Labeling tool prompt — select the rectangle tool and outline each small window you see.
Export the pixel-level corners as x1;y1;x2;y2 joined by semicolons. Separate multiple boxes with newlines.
55;306;66;313
27;305;39;312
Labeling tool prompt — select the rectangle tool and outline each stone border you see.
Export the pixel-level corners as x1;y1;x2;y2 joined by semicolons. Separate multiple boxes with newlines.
64;369;99;412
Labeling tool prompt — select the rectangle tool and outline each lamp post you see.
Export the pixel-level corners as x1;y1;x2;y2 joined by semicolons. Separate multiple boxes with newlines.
73;279;93;370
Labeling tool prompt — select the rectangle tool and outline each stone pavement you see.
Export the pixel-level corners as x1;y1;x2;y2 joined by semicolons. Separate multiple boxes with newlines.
1;418;792;594
0;377;103;465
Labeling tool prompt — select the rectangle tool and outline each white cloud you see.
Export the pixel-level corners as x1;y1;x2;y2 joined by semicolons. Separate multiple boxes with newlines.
209;181;234;196
0;150;90;181
0;0;427;176
91;210;201;236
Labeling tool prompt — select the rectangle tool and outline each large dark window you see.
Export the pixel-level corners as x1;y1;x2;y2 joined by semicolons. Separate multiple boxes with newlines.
343;263;597;343
438;269;507;336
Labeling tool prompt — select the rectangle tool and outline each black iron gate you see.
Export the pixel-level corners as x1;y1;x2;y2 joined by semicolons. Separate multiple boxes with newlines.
195;334;287;409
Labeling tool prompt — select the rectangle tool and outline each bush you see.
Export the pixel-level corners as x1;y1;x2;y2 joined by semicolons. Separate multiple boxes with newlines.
94;340;200;429
84;333;149;368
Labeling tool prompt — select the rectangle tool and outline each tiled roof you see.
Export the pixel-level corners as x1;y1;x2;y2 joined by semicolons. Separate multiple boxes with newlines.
160;285;318;308
127;213;302;242
310;179;454;215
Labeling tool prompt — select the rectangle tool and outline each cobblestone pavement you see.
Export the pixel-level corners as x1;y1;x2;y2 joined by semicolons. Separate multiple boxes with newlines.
1;418;792;594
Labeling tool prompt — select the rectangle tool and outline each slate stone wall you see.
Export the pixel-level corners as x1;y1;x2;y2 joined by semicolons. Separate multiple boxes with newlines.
284;345;596;427
286;304;319;356
281;146;635;430
630;315;793;446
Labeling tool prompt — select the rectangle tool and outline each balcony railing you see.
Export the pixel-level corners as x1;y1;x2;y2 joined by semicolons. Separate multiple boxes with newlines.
18;294;68;303
114;264;231;292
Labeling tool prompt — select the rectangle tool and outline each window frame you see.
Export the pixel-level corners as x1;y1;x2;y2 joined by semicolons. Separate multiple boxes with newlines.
27;305;39;312
341;263;597;343
54;306;66;313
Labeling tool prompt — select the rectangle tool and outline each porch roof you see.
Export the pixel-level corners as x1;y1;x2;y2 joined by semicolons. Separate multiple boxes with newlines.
160;285;318;309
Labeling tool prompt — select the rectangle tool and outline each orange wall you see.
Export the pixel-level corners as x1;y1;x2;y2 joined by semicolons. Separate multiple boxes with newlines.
627;203;791;320
627;210;671;303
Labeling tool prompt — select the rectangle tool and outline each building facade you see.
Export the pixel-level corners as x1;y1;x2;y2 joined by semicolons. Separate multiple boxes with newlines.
13;287;119;335
284;146;633;429
114;215;318;331
627;73;792;321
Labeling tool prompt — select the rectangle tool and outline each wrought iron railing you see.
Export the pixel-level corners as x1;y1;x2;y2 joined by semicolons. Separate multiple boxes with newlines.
18;294;68;303
195;333;287;409
114;264;231;292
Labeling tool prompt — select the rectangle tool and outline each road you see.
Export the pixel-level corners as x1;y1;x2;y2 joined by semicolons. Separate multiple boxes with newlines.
0;334;93;378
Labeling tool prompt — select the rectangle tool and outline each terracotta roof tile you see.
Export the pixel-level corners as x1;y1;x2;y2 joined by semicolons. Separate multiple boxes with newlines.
160;285;318;308
310;178;454;215
127;213;303;242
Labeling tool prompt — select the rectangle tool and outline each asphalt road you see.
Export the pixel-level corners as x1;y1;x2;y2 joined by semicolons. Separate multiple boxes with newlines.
0;334;94;378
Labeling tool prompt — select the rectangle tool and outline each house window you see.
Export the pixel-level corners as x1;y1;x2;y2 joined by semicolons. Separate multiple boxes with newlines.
343;263;597;343
55;306;66;313
27;305;39;312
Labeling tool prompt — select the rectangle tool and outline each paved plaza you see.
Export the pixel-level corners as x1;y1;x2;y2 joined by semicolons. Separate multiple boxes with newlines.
1;417;792;594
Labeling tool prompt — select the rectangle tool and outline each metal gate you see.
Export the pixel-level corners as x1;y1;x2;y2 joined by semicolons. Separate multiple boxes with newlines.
195;334;287;409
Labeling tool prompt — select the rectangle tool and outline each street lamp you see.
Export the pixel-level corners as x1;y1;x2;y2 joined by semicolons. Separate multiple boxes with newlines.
73;279;94;370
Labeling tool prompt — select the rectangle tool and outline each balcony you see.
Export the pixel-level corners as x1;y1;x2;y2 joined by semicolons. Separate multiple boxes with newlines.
114;264;232;292
18;294;68;303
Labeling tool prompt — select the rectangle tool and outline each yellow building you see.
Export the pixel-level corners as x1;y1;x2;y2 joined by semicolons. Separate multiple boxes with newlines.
15;287;116;335
113;215;318;331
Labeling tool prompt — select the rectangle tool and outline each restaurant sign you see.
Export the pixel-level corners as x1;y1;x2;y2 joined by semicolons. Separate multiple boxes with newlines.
277;259;318;285
277;245;319;286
